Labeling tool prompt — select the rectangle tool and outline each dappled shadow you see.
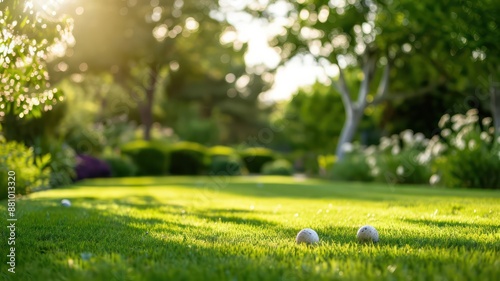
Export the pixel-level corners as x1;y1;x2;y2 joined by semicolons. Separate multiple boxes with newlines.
4;193;499;281
189;209;280;228
68;176;500;204
404;218;499;231
378;233;499;251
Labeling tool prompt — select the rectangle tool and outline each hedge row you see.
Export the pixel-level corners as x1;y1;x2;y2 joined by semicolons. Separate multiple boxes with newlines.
116;141;292;177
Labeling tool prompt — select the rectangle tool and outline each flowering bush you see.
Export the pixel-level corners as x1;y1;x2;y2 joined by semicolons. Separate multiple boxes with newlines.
428;109;500;189
331;109;498;189
369;130;432;184
74;155;111;181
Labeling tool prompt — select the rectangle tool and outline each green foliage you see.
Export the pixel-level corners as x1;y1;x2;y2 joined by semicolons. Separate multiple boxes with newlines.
331;146;374;182
302;152;321;176
65;125;106;155
121;141;169;176
168;142;207;175
0;0;72;120
370;131;431;184
103;156;137;178
53;77;137;153
173;104;220;146
208;145;236;157
1;101;67;147
207;146;242;176
51;0;272;142
261;159;294;176
38;141;77;188
0;140;48;199
240;147;276;174
208;156;242;176
278;83;345;153
430;110;500;189
8;177;499;281
317;154;336;177
436;148;500;189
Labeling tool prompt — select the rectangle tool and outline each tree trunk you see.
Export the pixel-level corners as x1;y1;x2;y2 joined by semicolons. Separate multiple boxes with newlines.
140;67;158;141
335;107;364;160
491;78;500;136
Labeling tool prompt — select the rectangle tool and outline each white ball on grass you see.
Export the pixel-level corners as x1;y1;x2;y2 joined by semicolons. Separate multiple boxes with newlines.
356;225;379;243
296;228;319;245
61;199;71;207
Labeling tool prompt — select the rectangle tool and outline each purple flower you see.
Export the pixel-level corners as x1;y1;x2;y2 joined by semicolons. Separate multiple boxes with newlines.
75;154;111;181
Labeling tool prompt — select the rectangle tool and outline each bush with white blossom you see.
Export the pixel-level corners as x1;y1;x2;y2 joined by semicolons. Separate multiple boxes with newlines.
330;109;499;189
429;109;500;189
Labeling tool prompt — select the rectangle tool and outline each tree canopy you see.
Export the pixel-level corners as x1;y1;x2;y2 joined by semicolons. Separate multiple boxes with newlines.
0;0;73;120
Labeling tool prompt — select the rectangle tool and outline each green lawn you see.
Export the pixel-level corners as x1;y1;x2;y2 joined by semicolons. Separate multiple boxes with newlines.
1;176;499;280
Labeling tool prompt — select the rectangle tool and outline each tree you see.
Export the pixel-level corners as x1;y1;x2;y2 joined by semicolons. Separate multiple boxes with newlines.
250;0;478;160
278;82;345;153
0;0;72;121
447;0;500;134
51;0;271;141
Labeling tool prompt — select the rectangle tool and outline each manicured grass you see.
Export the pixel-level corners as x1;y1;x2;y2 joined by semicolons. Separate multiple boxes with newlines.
1;176;499;280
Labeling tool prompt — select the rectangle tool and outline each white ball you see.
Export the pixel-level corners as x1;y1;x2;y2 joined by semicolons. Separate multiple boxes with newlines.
61;199;71;207
356;225;379;243
296;228;319;245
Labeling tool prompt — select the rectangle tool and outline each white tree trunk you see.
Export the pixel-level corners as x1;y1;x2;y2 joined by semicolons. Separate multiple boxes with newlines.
335;107;364;160
333;53;380;161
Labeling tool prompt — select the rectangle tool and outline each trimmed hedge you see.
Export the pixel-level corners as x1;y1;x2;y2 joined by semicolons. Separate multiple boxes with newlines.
208;156;242;176
262;159;294;176
103;155;137;177
168;142;207;175
121;141;169;176
240;147;275;174
207;145;235;157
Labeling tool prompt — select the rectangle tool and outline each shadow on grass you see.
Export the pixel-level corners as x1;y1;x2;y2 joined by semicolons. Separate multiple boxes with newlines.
3;194;498;281
404;218;499;230
70;176;500;204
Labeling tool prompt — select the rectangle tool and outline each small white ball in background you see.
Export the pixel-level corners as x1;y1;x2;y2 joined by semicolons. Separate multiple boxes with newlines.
296;228;319;245
356;225;379;243
61;199;71;207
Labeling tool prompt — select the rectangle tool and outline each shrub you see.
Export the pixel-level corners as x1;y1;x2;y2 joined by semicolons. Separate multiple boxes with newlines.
435;148;500;189
429;110;500;189
207;145;235;157
318;154;336;177
121;141;169;176
303;152;320;176
208;156;242;176
168;142;207;175
331;153;374;182
370;130;431;184
262;159;294;176
74;154;111;181
38;141;77;188
240;147;276;174
65;125;106;155
207;146;242;176
0;140;48;199
103;155;137;177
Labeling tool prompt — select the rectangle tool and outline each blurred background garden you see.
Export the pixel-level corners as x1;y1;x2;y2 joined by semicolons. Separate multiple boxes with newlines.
1;0;500;199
